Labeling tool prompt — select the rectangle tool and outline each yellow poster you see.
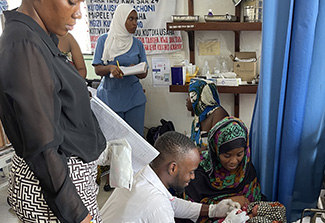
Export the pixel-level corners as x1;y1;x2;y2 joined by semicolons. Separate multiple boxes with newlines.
199;40;220;56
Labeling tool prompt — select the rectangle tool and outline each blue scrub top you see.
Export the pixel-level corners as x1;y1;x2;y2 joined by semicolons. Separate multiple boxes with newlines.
93;34;147;112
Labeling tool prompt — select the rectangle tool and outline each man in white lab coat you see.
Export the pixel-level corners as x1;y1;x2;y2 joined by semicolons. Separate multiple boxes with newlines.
100;131;249;223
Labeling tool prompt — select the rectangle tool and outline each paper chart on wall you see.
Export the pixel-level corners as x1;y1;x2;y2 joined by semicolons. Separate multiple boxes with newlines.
151;57;170;87
89;91;159;174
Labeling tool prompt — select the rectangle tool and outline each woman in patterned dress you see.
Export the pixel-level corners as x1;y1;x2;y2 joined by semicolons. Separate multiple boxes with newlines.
0;0;106;222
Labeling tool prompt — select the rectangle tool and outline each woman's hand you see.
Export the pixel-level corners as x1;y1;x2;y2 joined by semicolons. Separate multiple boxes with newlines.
80;213;92;223
109;65;124;79
128;63;147;79
135;71;147;79
229;196;250;207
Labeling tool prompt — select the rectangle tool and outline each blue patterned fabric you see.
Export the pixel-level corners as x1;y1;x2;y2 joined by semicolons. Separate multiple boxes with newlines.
189;79;221;147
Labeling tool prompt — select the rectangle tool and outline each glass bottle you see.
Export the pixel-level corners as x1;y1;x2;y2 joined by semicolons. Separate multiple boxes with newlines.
255;0;263;22
220;57;228;73
202;60;210;76
214;59;221;75
243;0;256;22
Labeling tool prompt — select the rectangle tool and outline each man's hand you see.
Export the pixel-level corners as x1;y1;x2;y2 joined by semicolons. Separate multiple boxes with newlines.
222;209;249;223
208;199;241;218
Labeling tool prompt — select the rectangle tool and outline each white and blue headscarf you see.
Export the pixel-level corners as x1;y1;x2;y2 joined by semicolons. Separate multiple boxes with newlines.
189;79;221;147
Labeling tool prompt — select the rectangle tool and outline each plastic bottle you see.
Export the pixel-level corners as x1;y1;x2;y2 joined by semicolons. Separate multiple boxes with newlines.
214;58;221;75
181;60;190;84
220;57;229;73
221;61;228;73
244;0;256;22
202;60;210;77
208;9;213;16
255;0;263;22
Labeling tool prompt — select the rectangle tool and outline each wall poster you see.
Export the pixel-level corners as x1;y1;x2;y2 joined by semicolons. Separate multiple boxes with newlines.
151;57;170;87
86;0;183;55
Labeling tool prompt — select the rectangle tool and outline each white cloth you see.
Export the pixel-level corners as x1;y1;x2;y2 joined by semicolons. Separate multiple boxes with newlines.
101;4;134;63
100;165;202;223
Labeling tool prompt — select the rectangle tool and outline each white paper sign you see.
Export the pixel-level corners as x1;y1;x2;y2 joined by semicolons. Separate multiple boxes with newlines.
151;57;170;87
86;0;183;54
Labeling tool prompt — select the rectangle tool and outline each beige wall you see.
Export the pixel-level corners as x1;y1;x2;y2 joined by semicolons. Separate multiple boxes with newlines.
84;0;261;135
141;0;261;135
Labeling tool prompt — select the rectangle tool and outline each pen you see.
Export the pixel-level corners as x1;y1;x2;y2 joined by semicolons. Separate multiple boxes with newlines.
116;60;122;77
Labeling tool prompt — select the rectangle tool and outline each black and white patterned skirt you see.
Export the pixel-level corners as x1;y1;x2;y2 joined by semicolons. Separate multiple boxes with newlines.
7;154;102;223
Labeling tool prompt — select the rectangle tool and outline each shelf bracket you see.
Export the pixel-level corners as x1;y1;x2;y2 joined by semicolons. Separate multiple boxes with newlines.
234;31;240;52
188;0;194;15
188;31;195;64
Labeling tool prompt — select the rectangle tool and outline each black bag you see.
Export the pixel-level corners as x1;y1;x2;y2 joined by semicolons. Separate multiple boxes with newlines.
146;119;175;146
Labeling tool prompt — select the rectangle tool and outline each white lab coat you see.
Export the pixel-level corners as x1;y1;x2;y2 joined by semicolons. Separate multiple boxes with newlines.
100;165;202;223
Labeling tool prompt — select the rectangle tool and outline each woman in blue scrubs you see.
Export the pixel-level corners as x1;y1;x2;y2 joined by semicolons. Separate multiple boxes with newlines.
92;4;148;191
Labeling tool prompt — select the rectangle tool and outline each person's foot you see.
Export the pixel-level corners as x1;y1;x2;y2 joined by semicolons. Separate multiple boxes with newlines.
103;184;112;191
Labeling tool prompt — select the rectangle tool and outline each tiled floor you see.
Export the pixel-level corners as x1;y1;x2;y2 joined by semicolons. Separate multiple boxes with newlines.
0;174;113;223
0;184;19;223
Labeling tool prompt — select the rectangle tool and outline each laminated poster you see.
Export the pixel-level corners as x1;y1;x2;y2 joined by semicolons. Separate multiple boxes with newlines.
151;57;170;87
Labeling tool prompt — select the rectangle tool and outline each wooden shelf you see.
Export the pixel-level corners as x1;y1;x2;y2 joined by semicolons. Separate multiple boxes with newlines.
169;84;258;94
173;1;263;63
170;84;258;117
167;1;260;118
167;22;262;31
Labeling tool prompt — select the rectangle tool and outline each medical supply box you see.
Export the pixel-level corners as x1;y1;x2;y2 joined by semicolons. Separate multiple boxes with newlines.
231;52;257;82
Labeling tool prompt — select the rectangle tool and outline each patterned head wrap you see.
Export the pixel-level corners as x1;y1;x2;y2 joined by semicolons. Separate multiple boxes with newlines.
201;117;249;189
189;79;221;147
214;120;247;154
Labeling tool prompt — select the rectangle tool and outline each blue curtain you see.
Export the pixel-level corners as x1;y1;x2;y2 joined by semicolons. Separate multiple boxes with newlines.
250;0;325;221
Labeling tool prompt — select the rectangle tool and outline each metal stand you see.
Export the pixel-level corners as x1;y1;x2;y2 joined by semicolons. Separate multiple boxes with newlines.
300;208;325;223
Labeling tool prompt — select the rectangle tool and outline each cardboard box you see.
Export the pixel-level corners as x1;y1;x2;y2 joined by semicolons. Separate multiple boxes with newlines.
231;52;257;82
